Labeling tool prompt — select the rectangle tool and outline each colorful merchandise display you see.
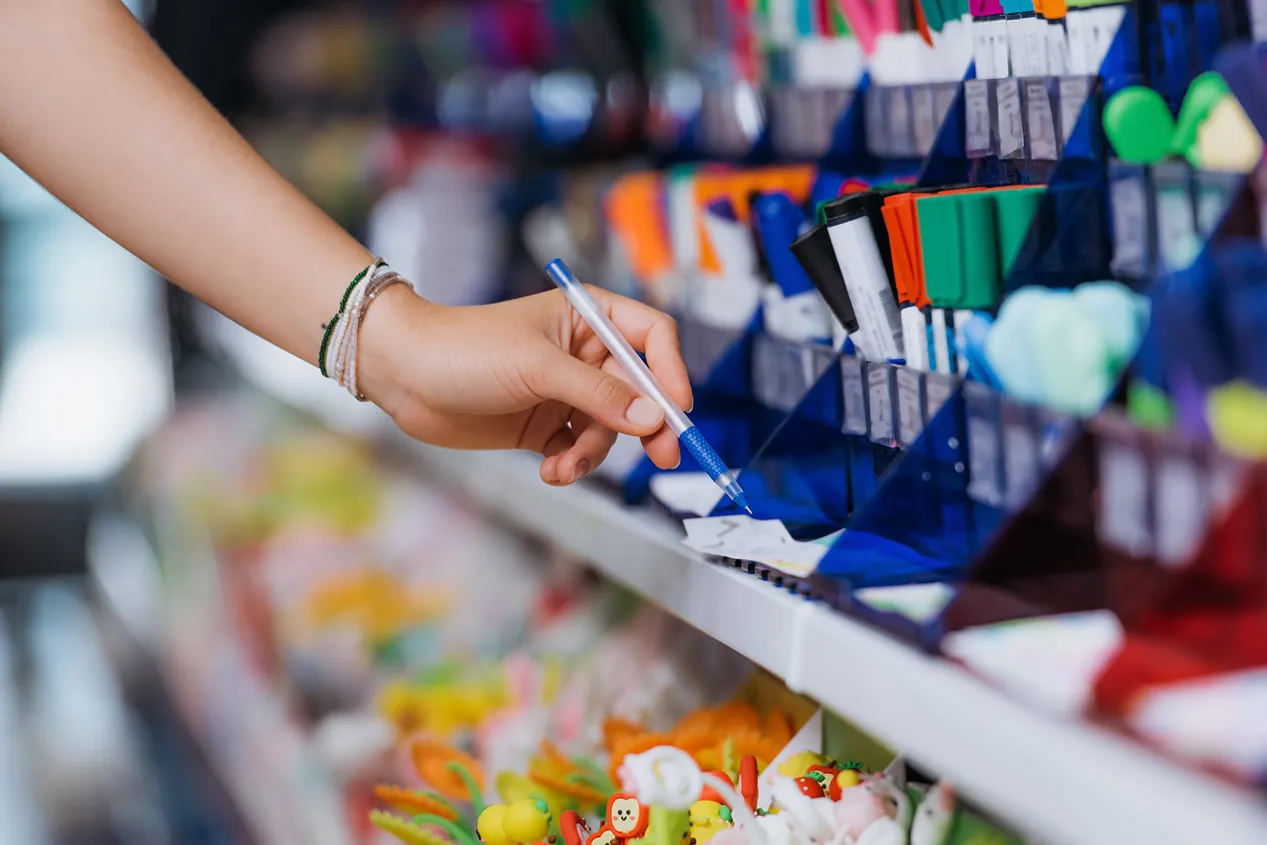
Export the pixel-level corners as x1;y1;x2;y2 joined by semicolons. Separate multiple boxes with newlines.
134;399;1041;845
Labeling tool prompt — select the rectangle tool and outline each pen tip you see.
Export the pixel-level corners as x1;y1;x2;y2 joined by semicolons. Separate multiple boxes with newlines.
744;506;753;515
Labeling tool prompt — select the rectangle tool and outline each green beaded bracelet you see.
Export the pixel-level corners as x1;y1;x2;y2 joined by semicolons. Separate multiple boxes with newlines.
318;261;378;377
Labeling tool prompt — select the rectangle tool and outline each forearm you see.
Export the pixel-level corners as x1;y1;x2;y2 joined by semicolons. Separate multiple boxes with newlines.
0;0;371;366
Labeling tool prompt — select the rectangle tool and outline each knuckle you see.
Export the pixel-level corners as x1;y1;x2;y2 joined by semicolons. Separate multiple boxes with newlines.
593;375;631;409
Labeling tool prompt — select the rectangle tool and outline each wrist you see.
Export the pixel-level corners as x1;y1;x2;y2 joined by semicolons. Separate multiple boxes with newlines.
355;283;436;414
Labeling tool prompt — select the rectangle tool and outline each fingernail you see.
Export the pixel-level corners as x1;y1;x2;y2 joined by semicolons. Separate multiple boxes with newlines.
671;453;682;470
626;397;664;428
573;460;591;482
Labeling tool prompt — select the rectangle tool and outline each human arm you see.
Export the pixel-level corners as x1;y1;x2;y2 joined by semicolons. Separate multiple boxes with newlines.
0;0;691;483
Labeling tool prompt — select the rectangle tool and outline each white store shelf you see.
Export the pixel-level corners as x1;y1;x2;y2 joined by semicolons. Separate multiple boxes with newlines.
214;314;1267;845
403;441;1267;845
404;440;808;680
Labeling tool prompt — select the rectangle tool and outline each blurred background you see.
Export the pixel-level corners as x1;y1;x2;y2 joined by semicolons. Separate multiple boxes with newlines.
0;1;639;842
0;2;720;843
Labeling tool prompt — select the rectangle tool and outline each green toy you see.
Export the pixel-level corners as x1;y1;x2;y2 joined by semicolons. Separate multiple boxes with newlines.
1171;72;1233;166
1102;87;1176;164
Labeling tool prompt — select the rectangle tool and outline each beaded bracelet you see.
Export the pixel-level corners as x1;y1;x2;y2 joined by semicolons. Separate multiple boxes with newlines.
319;259;409;401
318;259;382;378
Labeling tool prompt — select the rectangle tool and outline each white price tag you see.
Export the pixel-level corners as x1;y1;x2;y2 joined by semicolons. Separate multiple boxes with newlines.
1155;456;1207;568
682;516;830;576
965;385;1002;507
895;367;925;447
1156;185;1197;272
867;365;895;444
912;86;938;157
924;373;957;420
1003;416;1040;509
803;344;836;404
866;86;887;156
964;80;993;157
1024;80;1059;161
995;78;1024;158
966;416;1002;507
841;357;868;435
888;87;914;158
1097;442;1153;558
777;342;805;412
1058;76;1090;145
752;335;781;409
934;84;959;132
1109;173;1150;278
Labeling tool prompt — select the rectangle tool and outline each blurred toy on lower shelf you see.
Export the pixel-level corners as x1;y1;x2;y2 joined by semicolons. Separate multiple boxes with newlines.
131;395;1033;845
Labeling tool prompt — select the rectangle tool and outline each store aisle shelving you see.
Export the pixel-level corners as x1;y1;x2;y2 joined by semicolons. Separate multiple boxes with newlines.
212;311;1267;845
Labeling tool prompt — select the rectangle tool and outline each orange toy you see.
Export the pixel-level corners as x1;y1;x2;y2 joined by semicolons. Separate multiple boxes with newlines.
372;785;461;820
584;794;650;845
602;703;793;783
411;739;486;803
560;810;591;845
527;742;608;807
605;794;650;840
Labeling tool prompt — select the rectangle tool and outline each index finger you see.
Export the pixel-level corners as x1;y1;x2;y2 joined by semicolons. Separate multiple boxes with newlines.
589;286;694;414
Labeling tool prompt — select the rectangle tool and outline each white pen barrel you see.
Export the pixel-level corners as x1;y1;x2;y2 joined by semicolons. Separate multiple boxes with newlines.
547;260;693;436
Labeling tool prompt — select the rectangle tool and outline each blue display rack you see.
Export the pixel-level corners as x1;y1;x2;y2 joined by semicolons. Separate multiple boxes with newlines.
664;13;1267;657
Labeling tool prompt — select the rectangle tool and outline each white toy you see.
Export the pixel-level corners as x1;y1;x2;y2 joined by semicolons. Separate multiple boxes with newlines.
851;818;906;845
909;782;956;845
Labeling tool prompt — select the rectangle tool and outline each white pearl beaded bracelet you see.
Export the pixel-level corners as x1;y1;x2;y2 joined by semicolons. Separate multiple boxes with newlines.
318;258;410;401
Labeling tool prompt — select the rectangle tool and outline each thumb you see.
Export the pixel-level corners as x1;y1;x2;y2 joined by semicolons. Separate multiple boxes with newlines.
532;350;666;437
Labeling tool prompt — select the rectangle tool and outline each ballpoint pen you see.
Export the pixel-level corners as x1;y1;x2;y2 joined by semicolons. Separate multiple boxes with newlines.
544;258;753;514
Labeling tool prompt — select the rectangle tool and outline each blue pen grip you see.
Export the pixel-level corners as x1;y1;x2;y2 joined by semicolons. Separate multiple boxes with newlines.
680;426;730;482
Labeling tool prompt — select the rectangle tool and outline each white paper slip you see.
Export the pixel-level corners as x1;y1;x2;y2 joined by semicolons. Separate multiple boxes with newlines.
682;515;831;577
650;472;725;517
853;582;955;624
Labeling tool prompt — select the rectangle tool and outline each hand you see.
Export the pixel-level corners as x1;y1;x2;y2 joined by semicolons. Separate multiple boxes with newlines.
359;285;694;486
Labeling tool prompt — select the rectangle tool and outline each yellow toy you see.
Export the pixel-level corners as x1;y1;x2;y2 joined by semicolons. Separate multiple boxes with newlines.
296;570;451;646
478;799;553;845
776;751;832;780
478;805;512;845
505;799;553;842
688;800;732;844
832;770;862;791
379;678;508;739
